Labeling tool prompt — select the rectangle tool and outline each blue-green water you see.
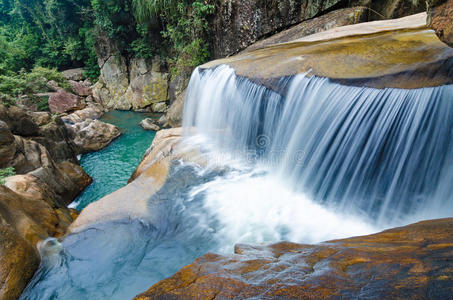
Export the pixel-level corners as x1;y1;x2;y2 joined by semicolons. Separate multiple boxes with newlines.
71;110;157;210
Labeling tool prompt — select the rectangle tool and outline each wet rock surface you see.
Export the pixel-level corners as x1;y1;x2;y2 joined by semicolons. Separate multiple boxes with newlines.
202;14;453;90
136;218;453;299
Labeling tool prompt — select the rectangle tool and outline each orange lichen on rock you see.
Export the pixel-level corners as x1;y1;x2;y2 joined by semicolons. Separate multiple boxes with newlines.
136;218;453;299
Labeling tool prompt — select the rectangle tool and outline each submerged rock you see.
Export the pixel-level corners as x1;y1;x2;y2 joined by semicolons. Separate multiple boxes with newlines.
136;218;453;299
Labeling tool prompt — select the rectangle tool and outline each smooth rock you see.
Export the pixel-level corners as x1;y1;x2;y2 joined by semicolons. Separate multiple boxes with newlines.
165;89;185;128
70;128;184;232
139;118;160;131
0;105;39;136
61;105;104;125
48;90;86;114
136;218;453;299
0;161;89;299
70;119;121;153
202;13;453;89
0;104;78;168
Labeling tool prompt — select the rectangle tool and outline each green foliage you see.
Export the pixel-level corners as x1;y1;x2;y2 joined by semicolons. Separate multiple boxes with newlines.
131;0;214;74
0;66;68;111
162;0;215;73
1;0;215;89
0;0;98;77
0;167;15;185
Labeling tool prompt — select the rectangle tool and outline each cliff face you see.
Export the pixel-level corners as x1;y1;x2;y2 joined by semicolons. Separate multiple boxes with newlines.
428;0;453;47
92;33;172;113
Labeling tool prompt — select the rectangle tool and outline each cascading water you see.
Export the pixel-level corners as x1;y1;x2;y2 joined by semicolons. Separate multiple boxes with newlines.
22;64;453;299
184;65;453;226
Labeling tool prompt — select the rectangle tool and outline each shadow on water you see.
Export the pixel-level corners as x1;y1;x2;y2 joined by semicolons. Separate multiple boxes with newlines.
21;162;224;300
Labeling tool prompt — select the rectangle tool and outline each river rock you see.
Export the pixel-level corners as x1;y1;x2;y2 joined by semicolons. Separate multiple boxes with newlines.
48;89;86;114
70;119;121;153
0;105;79;169
0;121;16;167
61;105;104;125
0;163;89;299
0;224;40;300
0;105;39;136
69;80;92;97
139;118;161;131
62;68;85;81
135;218;453;299
202;13;453;90
428;0;453;47
30;111;51;126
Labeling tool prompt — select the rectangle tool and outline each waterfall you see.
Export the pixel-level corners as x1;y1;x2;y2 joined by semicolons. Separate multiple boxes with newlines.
183;65;453;225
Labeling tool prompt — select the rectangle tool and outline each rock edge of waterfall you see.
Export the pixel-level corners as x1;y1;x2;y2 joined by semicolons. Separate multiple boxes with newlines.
0;98;121;299
135;218;453;299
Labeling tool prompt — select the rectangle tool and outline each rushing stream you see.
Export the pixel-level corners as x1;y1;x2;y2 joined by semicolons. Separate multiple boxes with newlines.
21;66;453;299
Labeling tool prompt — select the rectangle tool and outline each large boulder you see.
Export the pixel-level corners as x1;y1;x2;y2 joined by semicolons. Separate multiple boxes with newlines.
202;13;453;90
124;58;169;110
69;128;184;232
428;0;453;47
0;105;39;136
0;159;90;299
48;90;86;114
61;105;104;125
69;119;121;153
0;105;78;168
165;90;185;128
69;80;92;97
61;68;85;81
139;118;161;131
93;56;170;112
0;224;40;300
135;218;453;299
